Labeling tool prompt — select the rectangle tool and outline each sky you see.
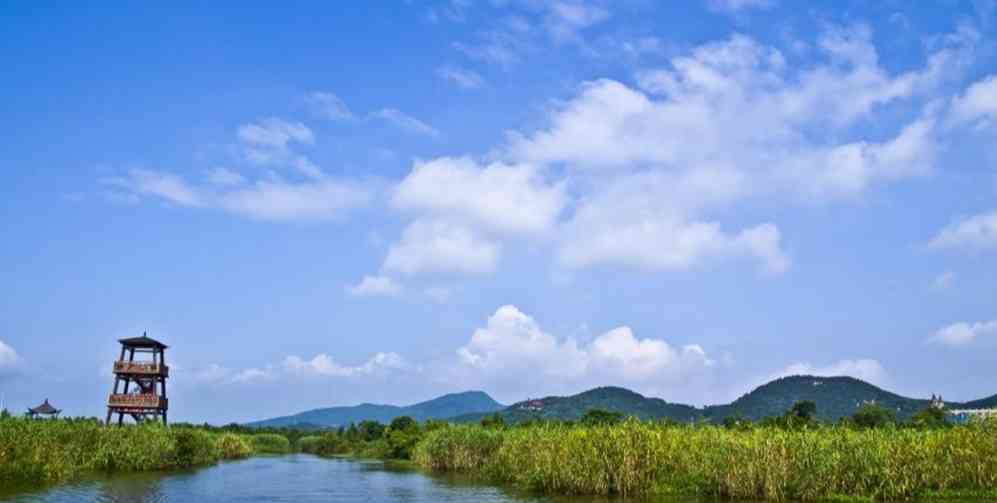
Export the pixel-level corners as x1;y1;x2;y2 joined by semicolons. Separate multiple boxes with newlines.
2;0;997;424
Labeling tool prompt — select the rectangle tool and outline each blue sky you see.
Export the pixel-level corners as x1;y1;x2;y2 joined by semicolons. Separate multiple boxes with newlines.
2;0;997;424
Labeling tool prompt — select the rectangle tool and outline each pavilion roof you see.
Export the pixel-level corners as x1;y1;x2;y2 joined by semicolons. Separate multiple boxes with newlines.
118;332;168;349
29;399;60;414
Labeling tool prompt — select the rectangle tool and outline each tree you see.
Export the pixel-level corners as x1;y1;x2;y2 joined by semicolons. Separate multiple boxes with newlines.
723;413;752;430
480;412;505;429
912;406;947;429
790;400;817;421
851;403;895;428
580;408;624;426
389;415;417;432
357;420;385;441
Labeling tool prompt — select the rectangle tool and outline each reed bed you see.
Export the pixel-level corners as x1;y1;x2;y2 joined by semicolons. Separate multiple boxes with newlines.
0;417;255;487
250;433;292;454
413;419;997;500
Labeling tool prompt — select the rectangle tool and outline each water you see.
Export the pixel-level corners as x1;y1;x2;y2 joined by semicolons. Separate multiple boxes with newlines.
2;455;988;502
0;454;631;503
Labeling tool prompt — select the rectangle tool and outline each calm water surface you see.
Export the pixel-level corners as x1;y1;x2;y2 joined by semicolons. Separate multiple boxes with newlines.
1;455;989;503
0;454;681;503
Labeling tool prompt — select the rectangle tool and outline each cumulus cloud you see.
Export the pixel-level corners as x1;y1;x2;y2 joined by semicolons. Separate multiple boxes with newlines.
485;26;967;273
929;211;997;251
776;359;888;386
393;156;566;234
507;31;948;194
383;219;499;276
362;24;970;280
346;275;403;298
557;172;789;273
929;320;997;347
455;305;715;396
372;108;440;137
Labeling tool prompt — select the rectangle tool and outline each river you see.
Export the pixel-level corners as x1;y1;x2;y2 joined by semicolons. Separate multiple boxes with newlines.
2;454;989;502
0;454;656;502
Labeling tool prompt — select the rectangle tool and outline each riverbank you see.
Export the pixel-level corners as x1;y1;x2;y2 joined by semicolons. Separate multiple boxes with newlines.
0;416;259;487
412;420;997;501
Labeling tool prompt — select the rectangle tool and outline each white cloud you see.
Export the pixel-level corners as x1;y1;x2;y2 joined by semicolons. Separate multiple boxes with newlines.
929;211;997;251
456;305;715;395
346;275;403;298
108;169;372;222
383;219;499;276
776;359;888;386
508;30;947;191
192;363;233;383
950;74;997;128
437;66;484;89
541;1;610;43
206;167;246;187
217;179;370;222
707;0;774;14
231;367;275;384
930;320;997;347
488;26;969;273
105;169;204;207
372;108;440;137
306;91;353;120
238;118;314;164
558;173;789;273
393;156;566;234
0;340;20;371
283;352;412;377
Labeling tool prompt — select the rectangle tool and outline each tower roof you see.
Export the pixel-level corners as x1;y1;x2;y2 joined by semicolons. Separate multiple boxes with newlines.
29;399;60;414
118;332;168;349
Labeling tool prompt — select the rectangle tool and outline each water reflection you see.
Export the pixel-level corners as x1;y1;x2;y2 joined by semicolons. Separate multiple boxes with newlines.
1;455;988;503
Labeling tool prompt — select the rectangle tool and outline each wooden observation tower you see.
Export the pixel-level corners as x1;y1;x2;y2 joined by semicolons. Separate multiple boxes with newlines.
106;332;169;425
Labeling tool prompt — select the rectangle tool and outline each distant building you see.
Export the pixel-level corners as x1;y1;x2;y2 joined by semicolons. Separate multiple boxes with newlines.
930;394;945;410
946;408;997;424
519;399;545;411
26;399;61;419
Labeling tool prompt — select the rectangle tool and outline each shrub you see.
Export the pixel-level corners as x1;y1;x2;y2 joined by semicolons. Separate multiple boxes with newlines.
216;433;253;459
251;433;291;454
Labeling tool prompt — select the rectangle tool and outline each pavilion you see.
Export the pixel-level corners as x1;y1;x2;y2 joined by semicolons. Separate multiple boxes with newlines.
26;399;61;419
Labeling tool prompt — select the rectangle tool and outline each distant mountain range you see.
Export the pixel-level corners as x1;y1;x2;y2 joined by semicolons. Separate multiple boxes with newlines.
247;376;997;428
248;391;504;428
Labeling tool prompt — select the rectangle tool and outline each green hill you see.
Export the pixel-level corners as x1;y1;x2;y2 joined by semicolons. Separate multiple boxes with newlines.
248;376;994;427
248;391;504;428
703;376;930;422
456;376;988;425
491;386;701;423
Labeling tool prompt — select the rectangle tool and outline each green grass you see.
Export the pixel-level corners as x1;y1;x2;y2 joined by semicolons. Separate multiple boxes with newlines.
413;419;997;500
0;416;256;487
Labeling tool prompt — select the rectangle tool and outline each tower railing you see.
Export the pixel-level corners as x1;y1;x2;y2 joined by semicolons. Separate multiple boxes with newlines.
112;361;169;376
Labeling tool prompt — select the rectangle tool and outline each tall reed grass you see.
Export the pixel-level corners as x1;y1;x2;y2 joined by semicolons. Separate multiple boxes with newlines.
250;433;291;454
0;417;255;487
414;419;997;500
